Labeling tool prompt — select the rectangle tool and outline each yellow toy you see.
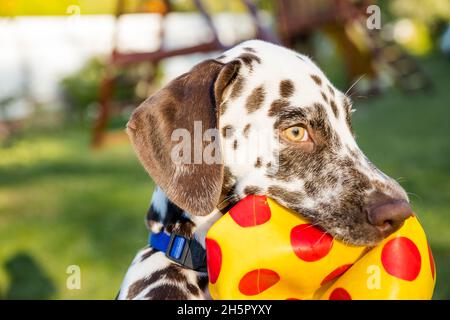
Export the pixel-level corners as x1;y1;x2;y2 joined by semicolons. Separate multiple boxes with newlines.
205;195;436;300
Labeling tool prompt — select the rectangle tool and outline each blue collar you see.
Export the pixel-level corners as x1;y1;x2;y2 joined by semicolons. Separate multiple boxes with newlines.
148;231;207;272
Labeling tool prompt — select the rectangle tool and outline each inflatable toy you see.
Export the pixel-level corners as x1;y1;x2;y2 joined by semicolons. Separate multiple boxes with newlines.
205;195;436;300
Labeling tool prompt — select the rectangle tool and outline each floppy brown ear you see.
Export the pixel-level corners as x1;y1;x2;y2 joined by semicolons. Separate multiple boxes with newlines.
126;59;241;216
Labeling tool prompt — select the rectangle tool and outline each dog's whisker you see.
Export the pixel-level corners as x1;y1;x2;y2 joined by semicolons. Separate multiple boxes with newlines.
406;192;422;201
298;220;323;231
312;230;329;248
345;74;366;96
216;193;241;211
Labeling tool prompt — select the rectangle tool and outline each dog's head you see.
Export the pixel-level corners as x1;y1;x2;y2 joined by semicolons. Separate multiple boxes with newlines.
127;40;412;246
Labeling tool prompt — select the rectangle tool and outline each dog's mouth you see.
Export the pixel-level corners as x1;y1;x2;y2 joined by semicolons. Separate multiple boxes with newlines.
269;188;412;247
289;196;412;247
314;217;410;247
297;213;393;247
327;226;385;247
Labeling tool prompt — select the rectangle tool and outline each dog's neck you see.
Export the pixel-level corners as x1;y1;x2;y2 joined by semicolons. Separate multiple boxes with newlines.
146;186;226;248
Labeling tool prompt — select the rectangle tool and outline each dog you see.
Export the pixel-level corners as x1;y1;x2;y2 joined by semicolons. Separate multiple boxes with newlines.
118;40;412;300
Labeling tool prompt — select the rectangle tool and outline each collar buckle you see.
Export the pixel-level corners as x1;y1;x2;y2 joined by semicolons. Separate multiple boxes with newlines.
165;233;207;272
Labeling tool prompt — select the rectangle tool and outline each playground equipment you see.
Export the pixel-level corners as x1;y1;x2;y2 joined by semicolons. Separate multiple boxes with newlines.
93;0;432;147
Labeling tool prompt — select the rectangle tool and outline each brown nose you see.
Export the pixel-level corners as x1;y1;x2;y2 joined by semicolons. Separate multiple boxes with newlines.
366;199;413;237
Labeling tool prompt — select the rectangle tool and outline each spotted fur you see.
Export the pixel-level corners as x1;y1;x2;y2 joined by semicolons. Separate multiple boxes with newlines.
120;40;409;300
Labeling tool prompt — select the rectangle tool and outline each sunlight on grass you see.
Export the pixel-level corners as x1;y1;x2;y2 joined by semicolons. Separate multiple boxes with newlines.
0;136;76;167
0;129;153;299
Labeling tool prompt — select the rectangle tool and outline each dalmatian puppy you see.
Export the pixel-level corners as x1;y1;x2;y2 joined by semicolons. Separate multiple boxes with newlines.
118;40;412;300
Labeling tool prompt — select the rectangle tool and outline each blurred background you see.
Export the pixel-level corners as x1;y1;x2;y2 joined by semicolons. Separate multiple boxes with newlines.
0;0;449;299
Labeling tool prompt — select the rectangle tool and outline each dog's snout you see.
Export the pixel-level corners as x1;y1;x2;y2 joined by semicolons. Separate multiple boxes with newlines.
366;199;413;238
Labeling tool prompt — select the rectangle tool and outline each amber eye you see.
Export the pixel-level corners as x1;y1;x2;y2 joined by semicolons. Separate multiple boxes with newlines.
282;126;309;142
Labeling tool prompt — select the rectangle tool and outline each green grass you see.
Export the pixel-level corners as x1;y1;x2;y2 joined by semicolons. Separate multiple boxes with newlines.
0;129;153;299
0;54;449;300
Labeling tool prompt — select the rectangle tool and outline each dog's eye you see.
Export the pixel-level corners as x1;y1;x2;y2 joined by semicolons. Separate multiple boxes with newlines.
282;126;309;142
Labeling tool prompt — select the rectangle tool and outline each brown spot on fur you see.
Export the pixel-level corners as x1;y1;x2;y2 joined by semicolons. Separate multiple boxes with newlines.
268;99;290;117
233;140;238;150
217;54;226;60
327;84;335;97
166;224;175;234
310;74;322;86
172;220;196;237
244;185;262;195
321;91;328;103
186;283;200;296
140;248;157;262
255;157;262;168
127;278;151;299
308;103;339;146
327;174;339;187
239;53;261;70
145;284;188;300
280;79;295;98
221;166;236;197
273;108;307;128
245;85;266;113
266;162;272;168
243;47;256;53
127;264;187;299
161;265;187;282
230;76;244;99
243;123;251;137
267;186;304;204
222;124;234;138
304;180;319;197
343;98;353;131
219;101;228;116
197;275;209;291
330;100;339;118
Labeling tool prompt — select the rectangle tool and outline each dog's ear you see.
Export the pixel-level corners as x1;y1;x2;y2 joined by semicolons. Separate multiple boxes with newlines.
126;59;241;216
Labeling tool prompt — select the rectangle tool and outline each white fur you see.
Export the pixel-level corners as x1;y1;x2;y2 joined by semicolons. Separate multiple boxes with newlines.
217;40;405;201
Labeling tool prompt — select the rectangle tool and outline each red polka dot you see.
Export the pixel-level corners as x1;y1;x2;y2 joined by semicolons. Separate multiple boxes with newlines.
290;224;334;262
229;195;271;227
205;238;222;284
321;264;352;285
329;288;352;300
428;244;435;280
381;237;421;281
238;269;280;296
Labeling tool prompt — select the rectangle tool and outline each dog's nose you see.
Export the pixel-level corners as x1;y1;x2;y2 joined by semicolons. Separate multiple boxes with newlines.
366;199;413;237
